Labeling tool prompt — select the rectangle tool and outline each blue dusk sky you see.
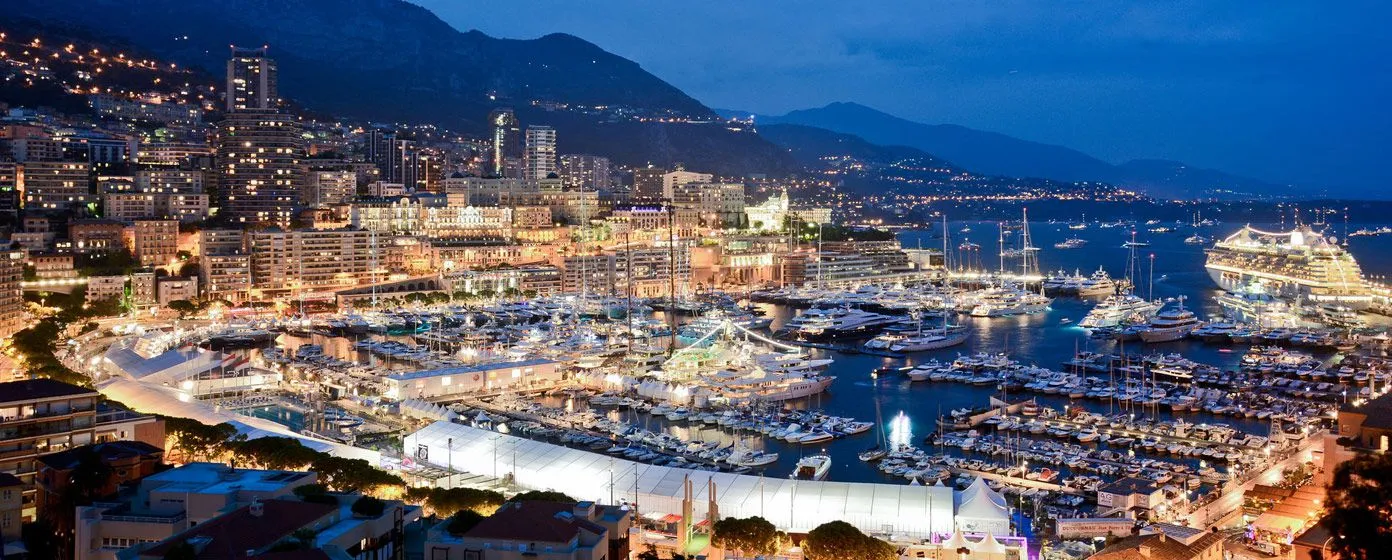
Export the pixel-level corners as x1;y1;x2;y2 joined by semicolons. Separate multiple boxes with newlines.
415;1;1391;191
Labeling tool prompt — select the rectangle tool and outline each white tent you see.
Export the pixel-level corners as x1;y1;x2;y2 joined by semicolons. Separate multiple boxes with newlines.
97;377;380;462
972;532;1009;557
404;421;956;536
954;477;1010;535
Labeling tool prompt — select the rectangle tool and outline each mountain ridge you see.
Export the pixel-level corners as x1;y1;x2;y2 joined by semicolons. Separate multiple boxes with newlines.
723;102;1295;198
12;0;797;175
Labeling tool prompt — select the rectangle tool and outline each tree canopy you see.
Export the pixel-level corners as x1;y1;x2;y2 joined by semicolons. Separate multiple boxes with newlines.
1325;452;1392;560
404;486;506;517
712;516;782;556
803;520;897;560
508;490;575;503
445;509;487;536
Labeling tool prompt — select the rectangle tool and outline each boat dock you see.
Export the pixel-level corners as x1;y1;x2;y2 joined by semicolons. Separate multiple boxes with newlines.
945;466;1085;497
983;413;1258;453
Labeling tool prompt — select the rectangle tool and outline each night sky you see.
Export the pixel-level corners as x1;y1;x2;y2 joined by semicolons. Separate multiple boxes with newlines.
416;0;1390;192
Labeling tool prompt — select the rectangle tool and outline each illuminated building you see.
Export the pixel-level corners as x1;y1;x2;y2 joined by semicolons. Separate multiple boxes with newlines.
524;125;557;181
561;244;690;298
131;219;178;268
135;143;212;167
247;228;384;297
661;168;712;199
744;189;832;230
444;176;535;206
631;165;665;201
215;109;303;226
225;46;279;111
103;193;157;221
88;94;202;126
19;161;90;211
488;108;520;177
672;181;744;228
155;277;198;305
135;169;202;195
68;219;127;254
304;169;357;205
30;253;77;280
559;154;610;191
352;197;518;238
0;250;23;340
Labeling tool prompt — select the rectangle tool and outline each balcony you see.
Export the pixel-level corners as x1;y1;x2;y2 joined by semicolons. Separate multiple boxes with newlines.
102;509;187;524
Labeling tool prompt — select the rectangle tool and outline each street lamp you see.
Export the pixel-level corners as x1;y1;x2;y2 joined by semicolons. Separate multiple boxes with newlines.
491;434;502;478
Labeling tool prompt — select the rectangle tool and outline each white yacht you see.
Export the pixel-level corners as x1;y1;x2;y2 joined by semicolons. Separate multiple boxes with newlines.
1054;236;1087;249
969;287;1051;317
793;454;832;480
891;327;969;352
786;308;899;341
1076;267;1119;298
1079;294;1162;329
1139;298;1202;343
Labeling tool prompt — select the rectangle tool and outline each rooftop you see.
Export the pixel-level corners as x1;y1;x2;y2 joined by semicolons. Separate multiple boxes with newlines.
36;440;163;470
462;500;606;544
141;462;312;495
1342;390;1392;429
138;499;337;560
1091;530;1224;560
1099;476;1159;496
386;358;557;382
0;378;98;405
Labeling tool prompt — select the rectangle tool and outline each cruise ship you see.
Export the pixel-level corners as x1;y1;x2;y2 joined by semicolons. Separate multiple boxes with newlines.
1205;225;1371;309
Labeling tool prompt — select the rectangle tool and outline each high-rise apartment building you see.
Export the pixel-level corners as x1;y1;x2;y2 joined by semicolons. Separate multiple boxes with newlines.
132;219;179;268
19;161;90;211
488;109;520;177
0;380;162;523
247;228;383;297
225;46;279;111
215;109;303;226
559;154;611;191
304;169;357;205
0;250;24;341
631;166;666;201
524;125;557;181
662;169;713;199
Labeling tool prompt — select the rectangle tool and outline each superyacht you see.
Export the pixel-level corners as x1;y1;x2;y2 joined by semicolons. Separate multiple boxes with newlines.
1138;297;1202;343
1079;294;1162;329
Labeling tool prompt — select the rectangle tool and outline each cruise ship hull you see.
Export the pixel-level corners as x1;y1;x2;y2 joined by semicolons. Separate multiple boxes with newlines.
1205;266;1372;310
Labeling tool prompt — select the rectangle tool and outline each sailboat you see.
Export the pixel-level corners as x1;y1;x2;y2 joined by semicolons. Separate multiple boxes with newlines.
892;215;969;351
859;371;889;462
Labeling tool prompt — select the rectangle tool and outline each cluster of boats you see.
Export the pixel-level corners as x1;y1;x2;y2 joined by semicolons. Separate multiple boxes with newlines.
898;350;1342;425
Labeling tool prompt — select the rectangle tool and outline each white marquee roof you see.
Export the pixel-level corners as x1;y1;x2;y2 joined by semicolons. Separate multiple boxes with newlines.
97;377;380;463
404;421;955;536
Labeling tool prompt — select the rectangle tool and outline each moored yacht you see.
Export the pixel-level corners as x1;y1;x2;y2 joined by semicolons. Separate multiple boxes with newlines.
890;327;969;352
793;454;832;480
1079;294;1161;329
1139;298;1202;343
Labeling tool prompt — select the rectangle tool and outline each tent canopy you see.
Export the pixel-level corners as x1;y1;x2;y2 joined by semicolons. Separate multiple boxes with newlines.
403;421;957;536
